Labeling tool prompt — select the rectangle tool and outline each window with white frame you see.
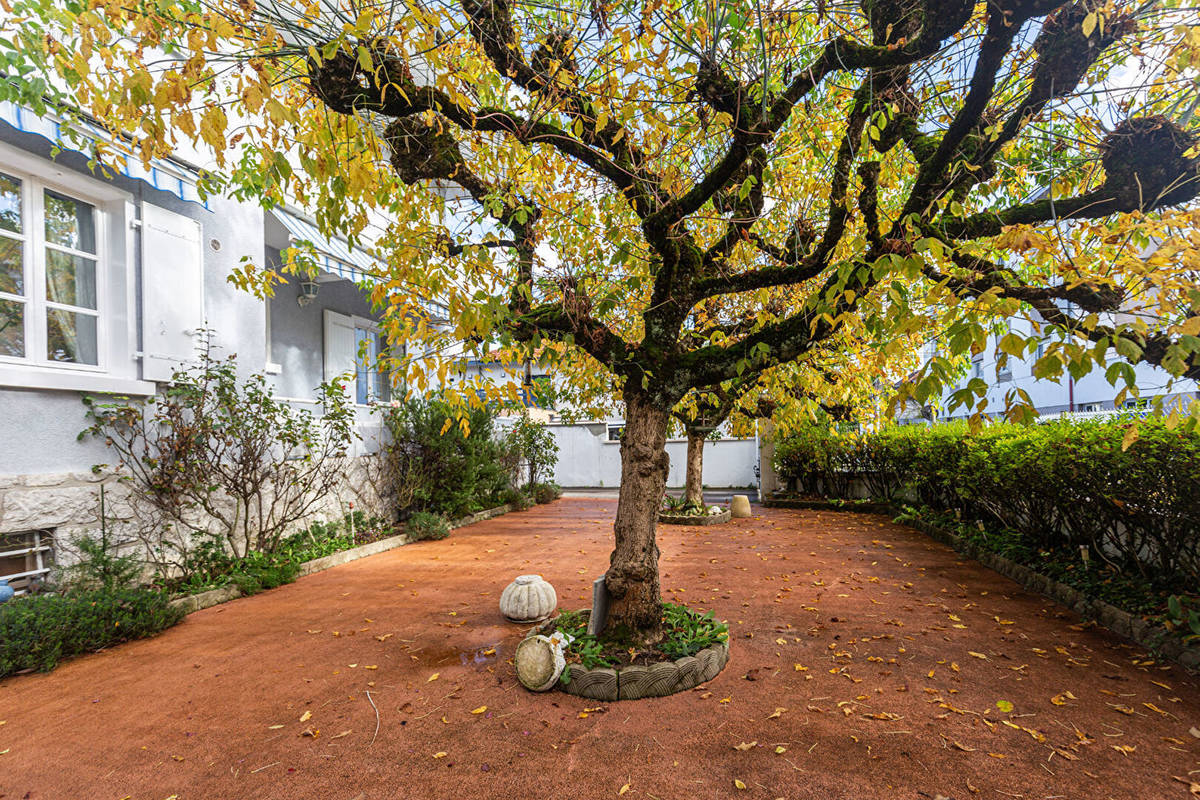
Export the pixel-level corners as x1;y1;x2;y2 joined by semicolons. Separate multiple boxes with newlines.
0;170;103;368
324;309;391;405
0;529;53;594
354;324;391;405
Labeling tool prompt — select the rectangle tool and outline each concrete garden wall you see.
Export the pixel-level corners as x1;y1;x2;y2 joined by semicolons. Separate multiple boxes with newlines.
545;422;757;488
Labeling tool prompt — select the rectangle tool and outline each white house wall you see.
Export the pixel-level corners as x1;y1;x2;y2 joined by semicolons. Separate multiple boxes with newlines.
0;121;389;577
940;314;1198;417
544;422;757;489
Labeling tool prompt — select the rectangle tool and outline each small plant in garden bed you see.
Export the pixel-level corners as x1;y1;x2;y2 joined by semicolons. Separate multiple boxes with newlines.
406;511;451;541
551;604;728;679
160;512;396;596
530;482;563;504
1165;596;1200;643
661;494;724;517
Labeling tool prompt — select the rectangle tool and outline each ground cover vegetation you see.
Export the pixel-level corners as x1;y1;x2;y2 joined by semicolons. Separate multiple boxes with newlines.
553;603;729;681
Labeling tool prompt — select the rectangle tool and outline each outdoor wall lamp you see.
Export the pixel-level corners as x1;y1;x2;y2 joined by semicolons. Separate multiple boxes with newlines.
298;280;320;306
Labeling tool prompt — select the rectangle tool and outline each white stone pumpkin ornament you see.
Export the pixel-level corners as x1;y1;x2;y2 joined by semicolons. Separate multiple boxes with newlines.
499;574;557;623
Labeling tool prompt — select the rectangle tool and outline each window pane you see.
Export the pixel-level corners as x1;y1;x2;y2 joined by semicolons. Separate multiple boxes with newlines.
373;353;390;403
0;236;22;295
354;327;370;404
44;190;96;253
46;308;98;364
45;249;97;309
0;298;23;357
0;173;21;234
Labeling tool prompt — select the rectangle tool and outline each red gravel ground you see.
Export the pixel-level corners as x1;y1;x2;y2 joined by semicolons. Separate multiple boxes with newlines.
2;498;1198;800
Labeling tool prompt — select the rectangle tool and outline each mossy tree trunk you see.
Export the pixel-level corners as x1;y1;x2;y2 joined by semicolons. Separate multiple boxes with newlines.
604;389;670;645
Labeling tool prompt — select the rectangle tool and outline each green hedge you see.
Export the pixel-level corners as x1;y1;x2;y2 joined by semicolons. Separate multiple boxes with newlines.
774;417;1200;587
0;589;184;678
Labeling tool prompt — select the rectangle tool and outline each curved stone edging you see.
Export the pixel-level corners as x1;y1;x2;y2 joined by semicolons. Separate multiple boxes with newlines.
658;508;732;526
527;611;731;700
760;499;1200;672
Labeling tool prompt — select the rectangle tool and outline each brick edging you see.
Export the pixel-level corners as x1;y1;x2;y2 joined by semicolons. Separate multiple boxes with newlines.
168;503;515;615
764;497;1200;671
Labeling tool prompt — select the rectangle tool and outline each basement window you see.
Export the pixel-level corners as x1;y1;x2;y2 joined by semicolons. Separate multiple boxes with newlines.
0;529;53;594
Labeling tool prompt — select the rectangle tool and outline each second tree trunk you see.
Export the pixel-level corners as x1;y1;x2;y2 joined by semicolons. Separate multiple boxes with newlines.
684;428;706;511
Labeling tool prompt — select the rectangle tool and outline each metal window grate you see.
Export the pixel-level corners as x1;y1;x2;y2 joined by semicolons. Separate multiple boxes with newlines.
0;530;53;594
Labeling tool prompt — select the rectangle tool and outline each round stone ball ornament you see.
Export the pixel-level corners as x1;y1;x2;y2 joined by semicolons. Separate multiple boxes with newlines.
500;574;557;623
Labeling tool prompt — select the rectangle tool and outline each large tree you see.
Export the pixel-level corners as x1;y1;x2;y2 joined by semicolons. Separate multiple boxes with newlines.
7;0;1199;642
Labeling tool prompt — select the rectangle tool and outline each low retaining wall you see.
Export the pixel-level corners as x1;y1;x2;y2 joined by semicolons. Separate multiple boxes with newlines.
168;503;514;615
762;496;1200;671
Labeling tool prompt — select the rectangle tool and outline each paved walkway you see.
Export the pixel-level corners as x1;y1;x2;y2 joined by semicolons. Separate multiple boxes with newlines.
1;499;1197;799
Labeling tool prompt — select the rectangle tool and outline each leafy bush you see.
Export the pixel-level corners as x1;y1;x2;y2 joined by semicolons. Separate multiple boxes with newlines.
81;342;358;572
379;397;511;518
0;588;183;678
509;492;535;511
406;511;451;541
228;553;301;595
772;422;851;497
531;482;562;504
506;414;560;488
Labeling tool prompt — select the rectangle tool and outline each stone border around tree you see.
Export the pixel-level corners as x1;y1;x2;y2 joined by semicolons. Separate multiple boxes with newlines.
762;497;1200;672
169;502;517;615
526;610;731;701
658;508;732;526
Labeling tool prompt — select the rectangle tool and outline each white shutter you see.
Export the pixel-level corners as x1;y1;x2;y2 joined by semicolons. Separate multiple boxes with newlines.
323;310;357;398
140;203;204;381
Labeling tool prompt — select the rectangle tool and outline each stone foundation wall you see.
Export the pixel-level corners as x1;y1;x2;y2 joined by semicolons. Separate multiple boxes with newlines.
0;455;391;572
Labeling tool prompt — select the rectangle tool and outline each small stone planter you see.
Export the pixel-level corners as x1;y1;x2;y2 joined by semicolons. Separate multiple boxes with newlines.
525;611;731;701
658;508;732;526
